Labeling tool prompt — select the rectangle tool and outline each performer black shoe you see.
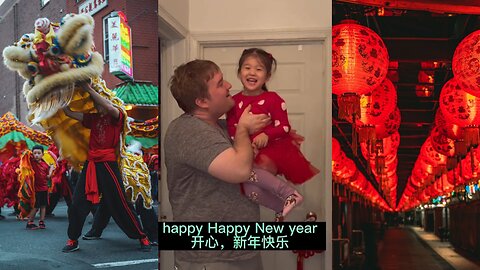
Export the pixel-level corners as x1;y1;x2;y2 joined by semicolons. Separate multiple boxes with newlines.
62;239;79;252
82;229;101;240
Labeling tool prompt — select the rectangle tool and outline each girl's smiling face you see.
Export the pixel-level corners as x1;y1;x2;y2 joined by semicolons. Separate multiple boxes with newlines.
239;56;270;96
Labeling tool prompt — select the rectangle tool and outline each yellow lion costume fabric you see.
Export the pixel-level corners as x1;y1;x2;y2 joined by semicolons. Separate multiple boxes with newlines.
3;14;152;209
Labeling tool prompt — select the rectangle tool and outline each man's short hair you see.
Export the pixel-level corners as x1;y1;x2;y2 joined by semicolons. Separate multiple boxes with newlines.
32;145;44;152
169;59;220;113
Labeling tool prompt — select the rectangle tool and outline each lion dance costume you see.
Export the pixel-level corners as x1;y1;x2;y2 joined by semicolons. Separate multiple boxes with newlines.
3;14;153;218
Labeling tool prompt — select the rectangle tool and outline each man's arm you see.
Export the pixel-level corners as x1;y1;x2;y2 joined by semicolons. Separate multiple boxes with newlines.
208;105;270;183
63;106;83;121
79;82;120;120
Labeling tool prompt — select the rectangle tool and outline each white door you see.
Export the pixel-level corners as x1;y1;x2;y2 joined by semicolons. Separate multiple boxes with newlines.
203;43;326;270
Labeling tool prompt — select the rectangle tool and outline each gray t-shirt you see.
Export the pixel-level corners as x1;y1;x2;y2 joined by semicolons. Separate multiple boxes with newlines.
164;113;260;263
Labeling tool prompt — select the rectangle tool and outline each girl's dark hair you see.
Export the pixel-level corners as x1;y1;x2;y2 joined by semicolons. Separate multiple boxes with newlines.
237;48;277;91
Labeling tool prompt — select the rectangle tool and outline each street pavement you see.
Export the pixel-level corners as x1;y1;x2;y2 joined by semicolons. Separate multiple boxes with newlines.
0;201;158;270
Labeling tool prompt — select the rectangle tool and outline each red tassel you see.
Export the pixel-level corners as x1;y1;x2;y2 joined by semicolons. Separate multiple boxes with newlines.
447;156;457;170
453;166;457;187
375;139;384;155
454;140;467;158
338;93;361;121
376;155;385;175
464;125;479;150
438;164;447;176
358;124;376;144
352;117;358;156
471;150;475;176
459;159;463;185
338;93;360;156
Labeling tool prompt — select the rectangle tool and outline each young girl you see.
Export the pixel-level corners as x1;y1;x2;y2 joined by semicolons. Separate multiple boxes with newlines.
227;48;320;221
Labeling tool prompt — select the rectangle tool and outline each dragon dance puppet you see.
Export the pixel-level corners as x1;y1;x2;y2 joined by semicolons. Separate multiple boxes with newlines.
3;14;152;211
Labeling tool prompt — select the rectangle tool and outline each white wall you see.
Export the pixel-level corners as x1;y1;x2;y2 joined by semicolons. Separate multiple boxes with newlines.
189;0;330;32
159;0;189;35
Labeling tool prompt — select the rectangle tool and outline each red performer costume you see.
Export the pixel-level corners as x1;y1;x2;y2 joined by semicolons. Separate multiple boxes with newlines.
1;156;20;208
227;91;319;184
46;145;72;215
65;110;149;252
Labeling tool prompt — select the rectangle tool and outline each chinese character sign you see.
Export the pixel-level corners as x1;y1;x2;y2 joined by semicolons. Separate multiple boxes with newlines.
78;0;108;16
108;16;121;74
107;12;133;80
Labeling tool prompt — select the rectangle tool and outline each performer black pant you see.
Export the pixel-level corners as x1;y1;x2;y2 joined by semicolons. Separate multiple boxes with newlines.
89;196;158;241
67;161;146;240
47;183;72;215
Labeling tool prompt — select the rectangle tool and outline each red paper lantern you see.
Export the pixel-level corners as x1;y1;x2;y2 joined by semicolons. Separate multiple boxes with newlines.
375;106;401;139
452;30;480;96
435;110;464;141
355;78;397;147
409;175;423;188
332;137;341;160
353;78;397;125
430;126;455;157
333;19;389;121
419;136;447;177
439;78;480;127
420;137;447;166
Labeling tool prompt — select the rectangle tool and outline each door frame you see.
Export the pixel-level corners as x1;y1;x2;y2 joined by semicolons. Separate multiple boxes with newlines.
160;22;333;269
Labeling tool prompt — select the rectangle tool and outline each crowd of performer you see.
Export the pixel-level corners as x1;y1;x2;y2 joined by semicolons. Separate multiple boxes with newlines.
0;137;159;248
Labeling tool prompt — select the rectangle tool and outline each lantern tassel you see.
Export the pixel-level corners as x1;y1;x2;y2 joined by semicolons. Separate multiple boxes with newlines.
358;125;376;144
459;157;463;185
366;140;373;175
471;150;475;176
434;166;440;177
439;164;447;176
464;125;479;150
447;156;457;170
352;115;358;156
376;155;385;176
453;166;457;187
454;139;467;158
338;93;361;121
441;174;444;192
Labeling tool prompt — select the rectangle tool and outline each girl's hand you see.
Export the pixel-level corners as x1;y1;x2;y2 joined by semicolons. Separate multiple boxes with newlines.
253;133;269;149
